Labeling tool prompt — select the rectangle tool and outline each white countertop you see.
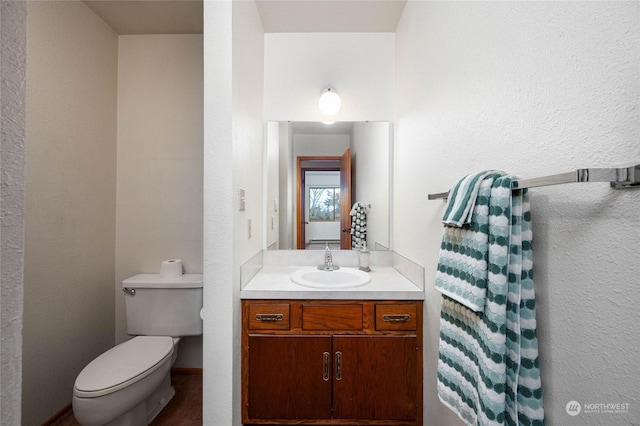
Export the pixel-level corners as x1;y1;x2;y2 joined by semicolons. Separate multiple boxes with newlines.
240;265;425;300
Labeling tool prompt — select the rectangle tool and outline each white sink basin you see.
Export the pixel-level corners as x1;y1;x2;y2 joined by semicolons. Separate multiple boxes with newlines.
290;267;371;289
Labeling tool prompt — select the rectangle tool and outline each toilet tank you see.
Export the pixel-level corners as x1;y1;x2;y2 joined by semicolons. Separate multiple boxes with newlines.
122;274;203;337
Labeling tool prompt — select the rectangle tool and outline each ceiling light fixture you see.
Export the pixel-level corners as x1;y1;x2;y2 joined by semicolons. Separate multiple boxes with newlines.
318;87;342;116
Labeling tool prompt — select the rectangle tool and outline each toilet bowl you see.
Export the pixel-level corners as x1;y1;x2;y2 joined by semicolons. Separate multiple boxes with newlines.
73;336;179;426
72;268;203;426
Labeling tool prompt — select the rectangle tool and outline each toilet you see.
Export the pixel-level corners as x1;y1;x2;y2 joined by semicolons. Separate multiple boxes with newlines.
72;268;203;426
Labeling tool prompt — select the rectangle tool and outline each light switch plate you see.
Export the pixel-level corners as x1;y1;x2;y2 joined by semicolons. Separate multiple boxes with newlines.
239;188;246;211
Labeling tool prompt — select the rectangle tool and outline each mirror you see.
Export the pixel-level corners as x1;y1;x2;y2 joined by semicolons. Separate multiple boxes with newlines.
264;121;392;251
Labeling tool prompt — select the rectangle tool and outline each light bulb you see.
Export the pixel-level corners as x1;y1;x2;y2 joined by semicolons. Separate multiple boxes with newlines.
318;88;341;116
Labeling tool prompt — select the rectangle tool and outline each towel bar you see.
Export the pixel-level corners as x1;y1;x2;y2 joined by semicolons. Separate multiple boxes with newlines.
427;163;640;200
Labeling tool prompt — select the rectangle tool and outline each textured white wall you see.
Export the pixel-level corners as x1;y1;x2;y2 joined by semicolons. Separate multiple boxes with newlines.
0;2;26;424
203;2;234;424
264;33;394;122
115;34;203;367
395;2;640;425
232;1;265;421
22;2;118;424
203;0;264;424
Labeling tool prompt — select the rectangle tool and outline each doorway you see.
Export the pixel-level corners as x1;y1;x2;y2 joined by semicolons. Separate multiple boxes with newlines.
296;149;352;250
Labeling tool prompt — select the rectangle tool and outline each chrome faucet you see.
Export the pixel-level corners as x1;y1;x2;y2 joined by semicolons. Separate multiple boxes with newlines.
318;242;340;271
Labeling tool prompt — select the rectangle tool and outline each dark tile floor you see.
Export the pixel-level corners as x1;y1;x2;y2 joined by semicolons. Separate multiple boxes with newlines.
51;372;202;426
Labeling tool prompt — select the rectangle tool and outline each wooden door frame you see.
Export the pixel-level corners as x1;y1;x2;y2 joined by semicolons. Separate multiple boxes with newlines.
339;149;352;250
296;156;341;249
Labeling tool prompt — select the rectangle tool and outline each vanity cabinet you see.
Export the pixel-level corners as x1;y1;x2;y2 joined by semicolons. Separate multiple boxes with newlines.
241;300;423;425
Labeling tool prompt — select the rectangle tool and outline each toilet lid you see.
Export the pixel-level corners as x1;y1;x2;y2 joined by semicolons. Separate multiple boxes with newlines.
74;336;174;398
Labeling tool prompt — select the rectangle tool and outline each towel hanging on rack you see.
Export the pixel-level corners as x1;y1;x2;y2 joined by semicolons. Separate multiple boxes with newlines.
435;171;503;310
428;163;640;200
436;172;545;426
442;170;497;227
349;202;367;248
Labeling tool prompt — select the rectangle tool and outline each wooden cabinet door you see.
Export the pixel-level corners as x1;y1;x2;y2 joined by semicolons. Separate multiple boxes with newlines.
247;335;333;421
332;335;419;422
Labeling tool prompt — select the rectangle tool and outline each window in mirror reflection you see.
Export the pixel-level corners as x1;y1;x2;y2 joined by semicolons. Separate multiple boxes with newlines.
309;187;341;222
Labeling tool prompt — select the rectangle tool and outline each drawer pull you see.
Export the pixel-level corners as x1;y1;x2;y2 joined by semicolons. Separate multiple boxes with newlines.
382;314;411;322
335;351;342;381
255;313;284;322
323;352;330;381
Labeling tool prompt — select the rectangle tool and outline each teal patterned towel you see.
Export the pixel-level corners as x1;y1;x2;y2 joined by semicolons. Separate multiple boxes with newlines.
442;170;497;227
436;172;501;311
436;174;545;426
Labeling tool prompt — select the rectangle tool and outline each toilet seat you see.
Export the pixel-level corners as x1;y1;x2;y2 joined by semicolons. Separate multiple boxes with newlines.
74;336;174;398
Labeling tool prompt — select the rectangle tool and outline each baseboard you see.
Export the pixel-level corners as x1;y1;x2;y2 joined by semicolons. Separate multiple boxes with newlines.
41;402;72;426
171;367;203;375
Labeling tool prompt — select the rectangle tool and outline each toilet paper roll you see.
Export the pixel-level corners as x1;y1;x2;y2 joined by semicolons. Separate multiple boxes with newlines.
159;259;183;279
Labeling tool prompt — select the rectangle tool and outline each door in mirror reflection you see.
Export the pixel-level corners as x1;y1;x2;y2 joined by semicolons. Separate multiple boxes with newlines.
297;149;351;249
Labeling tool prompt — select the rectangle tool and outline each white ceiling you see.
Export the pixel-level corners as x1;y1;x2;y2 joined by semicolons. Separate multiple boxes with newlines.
256;0;407;33
82;1;203;35
82;0;407;35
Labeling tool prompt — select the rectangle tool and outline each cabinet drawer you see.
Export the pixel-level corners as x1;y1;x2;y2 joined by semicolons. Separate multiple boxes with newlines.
248;303;290;330
375;304;417;331
303;304;363;330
